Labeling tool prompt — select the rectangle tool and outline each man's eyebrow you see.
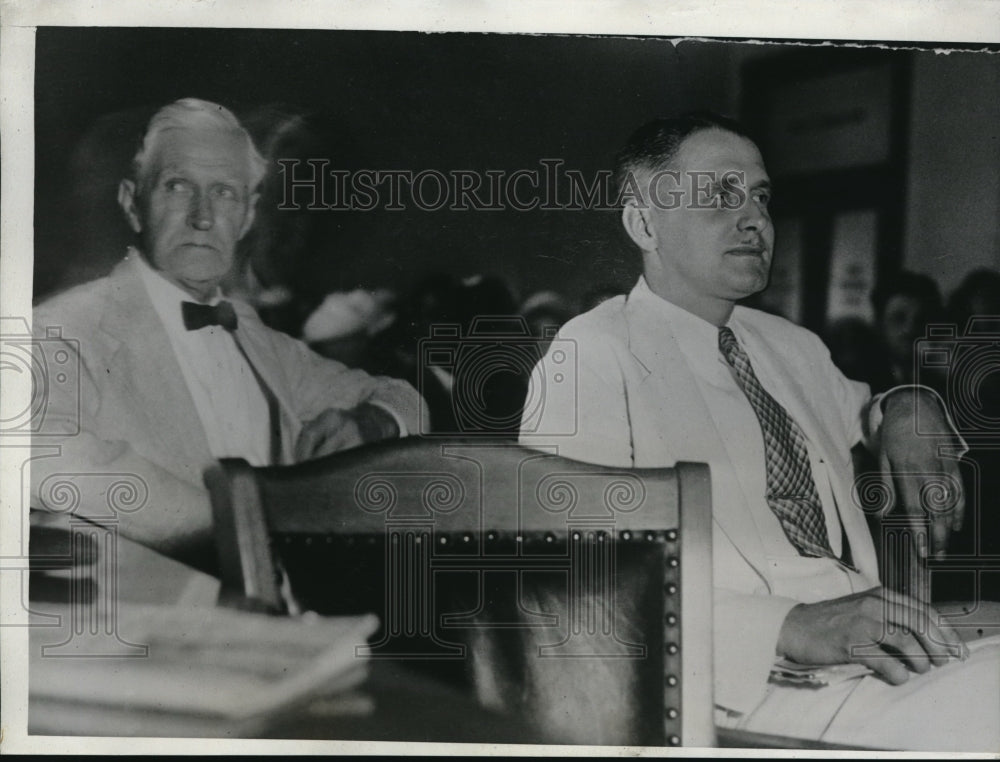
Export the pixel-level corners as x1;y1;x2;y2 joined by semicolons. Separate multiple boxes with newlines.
154;167;245;184
154;166;185;179
750;179;772;191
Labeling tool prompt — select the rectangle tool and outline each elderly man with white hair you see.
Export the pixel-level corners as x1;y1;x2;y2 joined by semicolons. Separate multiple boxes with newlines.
31;98;425;570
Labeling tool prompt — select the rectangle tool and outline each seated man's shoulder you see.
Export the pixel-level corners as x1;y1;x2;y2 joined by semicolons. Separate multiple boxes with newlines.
33;274;115;336
558;294;629;342
548;296;636;372
228;298;314;354
228;297;269;328
734;305;824;348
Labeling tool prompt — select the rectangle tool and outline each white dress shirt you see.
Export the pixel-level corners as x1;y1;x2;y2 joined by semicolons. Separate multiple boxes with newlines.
134;251;273;467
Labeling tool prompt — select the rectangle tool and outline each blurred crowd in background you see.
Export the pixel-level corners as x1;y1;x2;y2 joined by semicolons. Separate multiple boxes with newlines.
251;265;627;439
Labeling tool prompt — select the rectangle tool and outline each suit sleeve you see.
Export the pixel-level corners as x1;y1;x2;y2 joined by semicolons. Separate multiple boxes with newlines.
28;327;215;562
264;325;427;436
801;329;873;447
713;587;801;714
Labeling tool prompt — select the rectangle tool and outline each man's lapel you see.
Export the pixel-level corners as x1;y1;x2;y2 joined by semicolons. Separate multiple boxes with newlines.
97;258;213;482
623;293;770;578
227;302;299;464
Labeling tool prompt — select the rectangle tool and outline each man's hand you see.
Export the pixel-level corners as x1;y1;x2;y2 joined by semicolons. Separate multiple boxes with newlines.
777;586;968;684
879;388;964;559
295;403;400;461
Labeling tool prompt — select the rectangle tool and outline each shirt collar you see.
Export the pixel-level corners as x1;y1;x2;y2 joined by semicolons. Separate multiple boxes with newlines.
630;276;751;384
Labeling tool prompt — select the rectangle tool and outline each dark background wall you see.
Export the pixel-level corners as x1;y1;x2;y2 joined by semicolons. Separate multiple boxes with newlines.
35;29;686;302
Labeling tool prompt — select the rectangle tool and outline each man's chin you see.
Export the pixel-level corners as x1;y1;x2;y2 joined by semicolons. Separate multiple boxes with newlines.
166;255;231;299
728;273;770;302
174;274;225;301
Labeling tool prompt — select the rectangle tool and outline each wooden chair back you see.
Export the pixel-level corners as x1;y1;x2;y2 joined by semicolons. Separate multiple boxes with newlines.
206;437;714;746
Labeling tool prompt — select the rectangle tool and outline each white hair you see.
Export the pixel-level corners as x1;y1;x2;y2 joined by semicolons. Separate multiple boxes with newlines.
130;97;268;192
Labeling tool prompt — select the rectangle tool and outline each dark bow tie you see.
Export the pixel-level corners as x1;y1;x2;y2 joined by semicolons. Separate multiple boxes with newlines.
181;300;238;332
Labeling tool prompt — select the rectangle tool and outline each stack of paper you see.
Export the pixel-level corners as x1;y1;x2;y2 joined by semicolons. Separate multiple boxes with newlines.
770;658;873;688
30;603;380;737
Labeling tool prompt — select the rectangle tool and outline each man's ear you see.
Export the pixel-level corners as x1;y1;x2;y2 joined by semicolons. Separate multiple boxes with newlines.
622;201;655;252
238;192;259;240
117;179;143;235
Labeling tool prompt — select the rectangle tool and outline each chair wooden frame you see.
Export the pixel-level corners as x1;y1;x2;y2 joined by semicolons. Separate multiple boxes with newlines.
205;436;714;747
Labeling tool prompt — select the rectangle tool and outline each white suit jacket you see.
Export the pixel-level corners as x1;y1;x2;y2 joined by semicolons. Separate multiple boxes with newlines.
31;255;425;565
520;279;881;714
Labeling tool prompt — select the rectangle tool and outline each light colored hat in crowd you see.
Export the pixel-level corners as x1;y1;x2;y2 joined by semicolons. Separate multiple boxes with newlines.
302;288;397;343
520;290;572;317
